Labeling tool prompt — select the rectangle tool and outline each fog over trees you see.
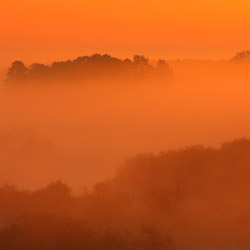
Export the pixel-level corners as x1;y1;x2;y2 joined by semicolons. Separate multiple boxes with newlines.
1;50;250;250
5;54;173;85
1;139;250;250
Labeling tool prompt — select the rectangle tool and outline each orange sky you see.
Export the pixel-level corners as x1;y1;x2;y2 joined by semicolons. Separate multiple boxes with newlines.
1;0;250;67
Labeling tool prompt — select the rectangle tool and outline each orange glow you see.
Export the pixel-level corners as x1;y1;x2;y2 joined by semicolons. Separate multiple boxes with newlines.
2;2;250;250
1;0;250;67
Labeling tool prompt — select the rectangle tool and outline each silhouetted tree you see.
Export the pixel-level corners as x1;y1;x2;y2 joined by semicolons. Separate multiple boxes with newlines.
133;55;153;78
156;59;173;79
6;61;27;83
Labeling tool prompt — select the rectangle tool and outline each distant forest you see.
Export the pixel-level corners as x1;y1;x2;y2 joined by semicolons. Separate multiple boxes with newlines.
5;54;173;85
5;50;250;86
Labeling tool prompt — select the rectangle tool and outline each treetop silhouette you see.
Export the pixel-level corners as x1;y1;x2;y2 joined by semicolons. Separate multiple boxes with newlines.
5;54;173;85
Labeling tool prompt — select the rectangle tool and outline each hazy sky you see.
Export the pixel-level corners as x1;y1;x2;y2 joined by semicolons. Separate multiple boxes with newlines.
1;0;250;67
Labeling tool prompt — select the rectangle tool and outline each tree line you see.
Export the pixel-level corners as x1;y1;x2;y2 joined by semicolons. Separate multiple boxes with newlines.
5;54;173;85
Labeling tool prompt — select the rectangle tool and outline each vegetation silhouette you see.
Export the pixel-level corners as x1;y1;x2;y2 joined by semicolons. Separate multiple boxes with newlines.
5;54;173;85
0;214;172;250
231;50;250;63
1;138;250;249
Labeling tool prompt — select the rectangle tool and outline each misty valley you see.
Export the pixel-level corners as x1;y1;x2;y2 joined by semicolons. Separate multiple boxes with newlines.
1;52;250;250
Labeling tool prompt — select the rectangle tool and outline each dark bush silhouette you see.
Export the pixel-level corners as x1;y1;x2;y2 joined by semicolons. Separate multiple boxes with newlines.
0;214;172;250
231;50;250;63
